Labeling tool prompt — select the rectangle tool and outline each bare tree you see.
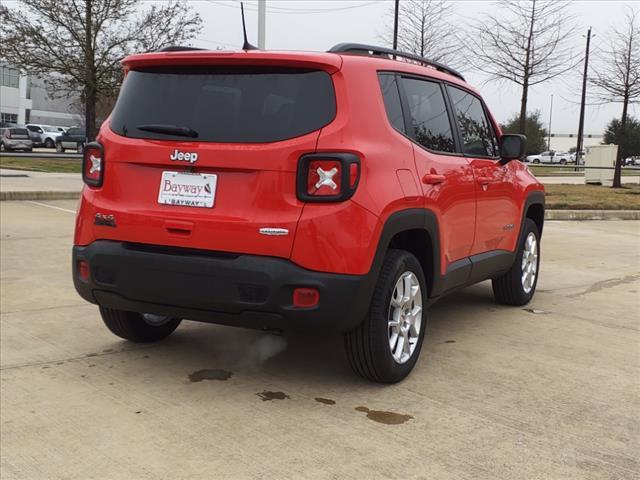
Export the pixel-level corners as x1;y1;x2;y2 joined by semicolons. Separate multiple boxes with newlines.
381;0;459;67
0;0;202;141
466;0;575;134
589;8;640;188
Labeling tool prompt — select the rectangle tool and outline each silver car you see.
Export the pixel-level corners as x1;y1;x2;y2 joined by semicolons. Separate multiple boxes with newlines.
0;127;33;152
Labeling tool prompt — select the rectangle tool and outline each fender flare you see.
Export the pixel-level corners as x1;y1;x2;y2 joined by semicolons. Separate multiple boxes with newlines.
519;190;545;242
354;208;442;310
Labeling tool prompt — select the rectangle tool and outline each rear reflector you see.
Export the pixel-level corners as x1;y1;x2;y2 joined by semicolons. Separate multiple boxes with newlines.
78;260;90;281
293;288;320;308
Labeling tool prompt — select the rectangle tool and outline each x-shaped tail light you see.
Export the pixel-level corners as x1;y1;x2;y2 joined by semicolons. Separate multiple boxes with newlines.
315;166;338;190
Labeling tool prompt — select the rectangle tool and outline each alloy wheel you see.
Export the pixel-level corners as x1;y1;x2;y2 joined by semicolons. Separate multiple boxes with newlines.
388;271;423;364
521;232;538;294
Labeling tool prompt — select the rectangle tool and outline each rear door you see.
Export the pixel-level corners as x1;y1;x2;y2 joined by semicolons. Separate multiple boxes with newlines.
446;85;519;254
90;66;337;258
398;75;476;273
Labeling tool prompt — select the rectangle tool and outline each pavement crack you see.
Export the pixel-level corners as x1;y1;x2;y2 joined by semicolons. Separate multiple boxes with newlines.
567;274;640;298
0;345;154;371
1;303;90;315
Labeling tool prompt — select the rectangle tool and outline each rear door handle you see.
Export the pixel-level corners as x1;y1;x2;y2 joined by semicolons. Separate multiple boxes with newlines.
476;176;496;186
422;174;446;185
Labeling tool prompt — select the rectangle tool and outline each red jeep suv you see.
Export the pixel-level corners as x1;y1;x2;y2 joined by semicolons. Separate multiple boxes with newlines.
73;44;544;383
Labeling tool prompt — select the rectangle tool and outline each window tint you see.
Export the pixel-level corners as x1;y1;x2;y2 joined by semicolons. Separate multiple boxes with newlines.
110;67;336;143
10;128;29;136
447;86;498;157
400;77;455;153
378;74;405;133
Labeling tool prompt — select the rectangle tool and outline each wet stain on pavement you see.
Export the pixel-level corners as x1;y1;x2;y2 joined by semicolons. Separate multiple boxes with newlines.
568;274;640;298
523;308;549;314
444;340;456;343
355;406;413;425
102;348;113;353
315;397;336;405
257;391;290;401
188;369;233;382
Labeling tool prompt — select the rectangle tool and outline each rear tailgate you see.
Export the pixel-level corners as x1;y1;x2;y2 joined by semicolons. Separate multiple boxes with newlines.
78;53;340;259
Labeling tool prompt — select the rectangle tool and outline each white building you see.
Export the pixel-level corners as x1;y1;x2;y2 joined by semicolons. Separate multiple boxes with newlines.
0;63;81;127
549;132;604;152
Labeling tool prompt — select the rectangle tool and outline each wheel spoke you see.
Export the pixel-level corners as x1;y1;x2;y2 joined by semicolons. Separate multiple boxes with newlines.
395;334;405;359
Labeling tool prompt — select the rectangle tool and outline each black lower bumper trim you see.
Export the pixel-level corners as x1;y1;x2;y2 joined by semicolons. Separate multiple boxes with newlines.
73;241;374;333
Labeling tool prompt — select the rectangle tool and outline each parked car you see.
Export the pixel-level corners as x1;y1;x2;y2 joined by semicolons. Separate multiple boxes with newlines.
26;124;62;148
526;150;573;164
623;156;640;166
72;44;545;383
55;127;86;152
0;127;33;152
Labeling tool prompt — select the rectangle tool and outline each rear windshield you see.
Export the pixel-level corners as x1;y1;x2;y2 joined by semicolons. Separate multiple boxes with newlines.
10;128;29;136
110;67;336;143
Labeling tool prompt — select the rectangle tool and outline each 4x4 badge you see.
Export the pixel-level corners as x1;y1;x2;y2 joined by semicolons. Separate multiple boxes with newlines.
170;149;198;163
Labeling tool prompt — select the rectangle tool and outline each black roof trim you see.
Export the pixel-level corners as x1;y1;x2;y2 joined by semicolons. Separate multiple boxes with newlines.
328;43;465;82
157;46;206;53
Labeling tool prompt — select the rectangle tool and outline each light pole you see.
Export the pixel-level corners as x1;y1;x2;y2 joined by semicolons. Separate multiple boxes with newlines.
576;27;593;166
547;94;553;151
258;0;266;49
392;0;399;50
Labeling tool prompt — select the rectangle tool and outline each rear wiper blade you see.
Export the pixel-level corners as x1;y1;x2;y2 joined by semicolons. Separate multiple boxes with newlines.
135;124;198;138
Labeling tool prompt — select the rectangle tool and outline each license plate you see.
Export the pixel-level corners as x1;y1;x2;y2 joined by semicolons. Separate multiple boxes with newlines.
158;171;217;208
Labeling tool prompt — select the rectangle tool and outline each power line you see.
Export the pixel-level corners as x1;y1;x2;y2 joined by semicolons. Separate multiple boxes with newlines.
203;0;378;15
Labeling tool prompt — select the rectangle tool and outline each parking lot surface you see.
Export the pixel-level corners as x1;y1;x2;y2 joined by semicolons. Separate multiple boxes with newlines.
1;200;638;480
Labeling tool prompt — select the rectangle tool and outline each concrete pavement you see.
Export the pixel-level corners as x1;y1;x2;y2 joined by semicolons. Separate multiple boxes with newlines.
0;169;81;192
1;200;639;479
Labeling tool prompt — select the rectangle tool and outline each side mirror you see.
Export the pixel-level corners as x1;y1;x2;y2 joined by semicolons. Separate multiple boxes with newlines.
499;134;526;165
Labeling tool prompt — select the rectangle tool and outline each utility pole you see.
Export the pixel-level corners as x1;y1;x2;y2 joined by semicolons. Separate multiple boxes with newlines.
392;0;399;50
547;94;553;151
258;0;266;49
84;0;94;142
576;27;592;167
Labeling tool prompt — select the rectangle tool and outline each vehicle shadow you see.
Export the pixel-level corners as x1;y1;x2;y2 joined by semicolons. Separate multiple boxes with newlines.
148;281;503;387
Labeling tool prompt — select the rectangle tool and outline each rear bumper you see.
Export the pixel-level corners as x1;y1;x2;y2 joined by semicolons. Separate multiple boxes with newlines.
73;241;374;333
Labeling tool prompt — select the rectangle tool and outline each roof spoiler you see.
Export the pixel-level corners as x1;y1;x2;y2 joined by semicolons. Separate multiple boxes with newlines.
328;43;465;82
157;46;206;53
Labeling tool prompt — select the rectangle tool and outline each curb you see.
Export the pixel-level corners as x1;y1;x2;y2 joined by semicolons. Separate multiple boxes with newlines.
0;191;80;201
545;209;640;220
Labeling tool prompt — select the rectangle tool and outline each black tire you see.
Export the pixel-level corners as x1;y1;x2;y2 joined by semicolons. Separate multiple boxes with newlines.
56;143;64;153
99;307;181;342
492;218;541;306
44;138;54;148
345;249;427;383
1;142;10;152
560;159;567;165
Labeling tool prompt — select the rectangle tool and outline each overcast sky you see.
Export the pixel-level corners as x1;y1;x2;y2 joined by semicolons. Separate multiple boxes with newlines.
189;0;638;135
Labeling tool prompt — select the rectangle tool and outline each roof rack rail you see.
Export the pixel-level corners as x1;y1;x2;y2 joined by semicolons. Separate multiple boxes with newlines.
157;46;206;53
327;43;465;82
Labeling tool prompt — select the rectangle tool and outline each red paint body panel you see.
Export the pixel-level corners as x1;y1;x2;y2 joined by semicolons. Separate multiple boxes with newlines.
74;49;544;279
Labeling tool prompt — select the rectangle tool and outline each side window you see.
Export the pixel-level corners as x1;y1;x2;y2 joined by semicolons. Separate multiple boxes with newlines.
378;73;405;134
447;86;498;157
399;77;455;153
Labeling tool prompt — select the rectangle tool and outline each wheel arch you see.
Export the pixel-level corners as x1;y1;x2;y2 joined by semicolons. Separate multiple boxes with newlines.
368;209;441;299
523;190;545;238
